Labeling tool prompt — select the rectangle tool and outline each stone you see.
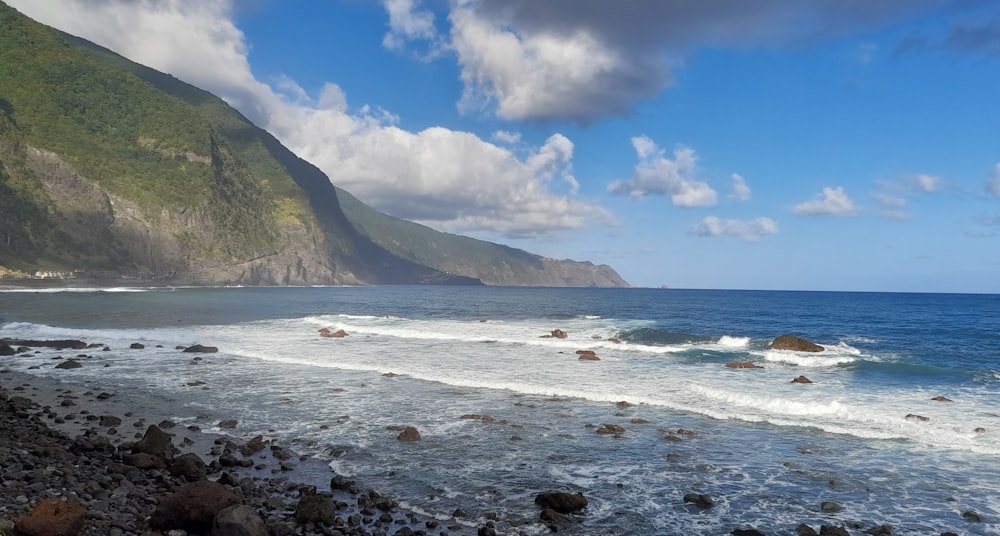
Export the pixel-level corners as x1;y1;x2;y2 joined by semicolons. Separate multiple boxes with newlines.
819;526;850;536
0;343;15;355
792;375;813;384
820;501;841;512
150;480;240;532
725;361;763;369
545;329;568;339
319;328;348;338
595;424;625;435
212;504;268;536
683;493;714;508
170;452;208;482
905;414;929;422
396;426;421;441
55;359;83;369
534;491;587;513
931;396;953;402
576;350;600;361
99;415;122;426
129;342;145;349
732;530;766;536
14;497;87;536
184;344;219;353
132;424;179;463
771;334;824;352
295;494;337;524
796;524;819;536
218;419;238;429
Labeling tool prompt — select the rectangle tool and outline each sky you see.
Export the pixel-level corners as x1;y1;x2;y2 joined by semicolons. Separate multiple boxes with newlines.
7;0;1000;293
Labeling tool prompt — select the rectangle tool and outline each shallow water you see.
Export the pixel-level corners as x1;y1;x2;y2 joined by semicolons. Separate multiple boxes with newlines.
1;286;998;534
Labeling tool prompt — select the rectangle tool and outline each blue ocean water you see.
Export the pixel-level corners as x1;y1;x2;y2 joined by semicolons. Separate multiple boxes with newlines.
1;286;998;534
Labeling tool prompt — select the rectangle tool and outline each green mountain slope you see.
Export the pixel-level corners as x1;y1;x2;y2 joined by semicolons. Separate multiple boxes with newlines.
0;2;626;287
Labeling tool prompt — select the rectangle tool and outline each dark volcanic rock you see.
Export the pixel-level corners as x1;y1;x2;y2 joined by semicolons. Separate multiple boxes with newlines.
295;494;337;524
534;491;588;513
55;359;83;369
170;452;208;481
792;375;814;384
397;426;421;441
150;480;240;532
725;361;763;369
213;504;268;536
683;493;714;508
772;334;824;352
129;342;145;349
184;343;219;353
132;424;179;463
2;338;88;350
0;343;15;355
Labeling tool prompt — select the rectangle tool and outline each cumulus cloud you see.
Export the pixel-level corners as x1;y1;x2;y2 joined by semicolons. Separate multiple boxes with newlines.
691;217;778;241
440;0;970;122
608;137;717;207
381;0;445;58
873;173;943;219
987;163;1000;197
793;186;860;217
8;0;611;239
729;173;751;202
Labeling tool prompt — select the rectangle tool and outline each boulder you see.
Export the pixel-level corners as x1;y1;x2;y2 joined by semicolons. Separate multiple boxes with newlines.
772;334;824;352
725;361;763;369
733;530;766;536
796;524;819;536
132;424;179;463
576;350;600;361
55;359;82;369
534;491;587;514
218;419;238;429
130;342;145;349
170;452;208;482
99;415;122;426
542;329;568;339
0;343;15;356
820;501;841;512
595;423;625;435
294;494;337;524
791;375;813;384
319;328;348;338
213;504;268;536
683;493;714;508
931;396;953;402
819;526;850;536
905;413;929;422
150;480;240;532
397;426;421;441
14;498;87;536
184;344;219;353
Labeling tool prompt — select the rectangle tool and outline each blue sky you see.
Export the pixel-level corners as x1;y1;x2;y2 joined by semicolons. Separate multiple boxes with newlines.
9;0;1000;292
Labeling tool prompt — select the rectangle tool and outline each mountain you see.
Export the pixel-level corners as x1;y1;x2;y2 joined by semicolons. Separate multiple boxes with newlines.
0;3;628;287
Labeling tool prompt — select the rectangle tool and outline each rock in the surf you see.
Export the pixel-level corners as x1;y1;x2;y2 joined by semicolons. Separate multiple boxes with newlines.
931;396;953;402
534;491;588;513
319;328;348;338
683;493;714;508
725;361;763;369
791;375;813;384
183;344;219;353
397;426;421;441
771;334;824;352
54;359;82;369
576;350;600;360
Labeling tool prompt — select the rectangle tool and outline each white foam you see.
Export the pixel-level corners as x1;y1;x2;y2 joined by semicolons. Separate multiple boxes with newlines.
717;335;750;348
761;350;857;367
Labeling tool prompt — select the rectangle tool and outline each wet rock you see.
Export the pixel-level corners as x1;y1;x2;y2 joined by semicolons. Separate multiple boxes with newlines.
218;419;238;429
132;424;179;463
396;426;421;441
905;413;930;422
541;329;568;339
99;415;122;426
683;493;714;508
962;510;982;522
0;343;15;355
55;359;83;369
595;423;625;435
931;396;953;402
772;334;824;352
725;361;763;369
184;344;219;353
129;342;145;349
319;328;349;338
534;491;588;513
331;474;358;493
150;480;240;532
170;452;208;482
733;529;766;536
576;349;600;361
14;497;86;536
821;501;841;512
212;504;268;536
865;524;894;536
796;524;819;536
819;526;850;536
792;375;814;384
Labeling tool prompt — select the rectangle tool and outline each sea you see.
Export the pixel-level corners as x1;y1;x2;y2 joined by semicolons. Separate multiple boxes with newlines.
1;286;998;535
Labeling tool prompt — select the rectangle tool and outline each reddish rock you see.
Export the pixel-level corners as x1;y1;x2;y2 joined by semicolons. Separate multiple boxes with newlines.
905;413;930;422
150;480;240;532
791;375;813;384
595;423;625;435
974;427;986;433
725;361;763;369
771;334;824;352
382;372;398;377
542;329;568;339
578;352;600;361
931;396;953;402
15;498;86;536
319;328;348;338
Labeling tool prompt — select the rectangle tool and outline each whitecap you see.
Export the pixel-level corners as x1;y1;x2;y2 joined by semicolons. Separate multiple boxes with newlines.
717;335;750;348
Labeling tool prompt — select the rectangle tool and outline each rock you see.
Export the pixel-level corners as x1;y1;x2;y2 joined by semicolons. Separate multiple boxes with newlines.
213;504;268;536
820;501;841;512
2;339;88;350
0;343;15;355
397;426;421;441
14;497;87;536
132;424;179;463
331;474;358;493
630;418;649;424
931;396;953;402
382;372;398;377
962;510;982;522
184;344;219;353
55;359;83;369
218;419;238;429
595;423;625;435
725;361;763;369
733;530;766;536
534;491;587;513
772;334;824;352
170;452;208;482
796;524;819;536
865;524;894;536
319;328;348;338
126;452;166;469
905;413;929;422
150;480;241;532
683;493;714;508
543;329;568;339
819;526;850;536
129;342;145;349
975;427;986;433
99;415;122;426
791;375;813;384
576;350;600;361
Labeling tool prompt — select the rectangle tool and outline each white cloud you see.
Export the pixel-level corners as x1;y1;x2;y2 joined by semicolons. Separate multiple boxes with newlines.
872;173;942;219
691;216;778;241
492;130;522;145
8;0;611;239
729;173;751;202
608;137;717;207
381;0;444;58
911;173;941;192
987;163;1000;197
792;186;860;217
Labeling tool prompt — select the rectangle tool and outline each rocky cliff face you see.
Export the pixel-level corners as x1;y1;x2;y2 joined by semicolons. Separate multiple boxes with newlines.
0;2;626;287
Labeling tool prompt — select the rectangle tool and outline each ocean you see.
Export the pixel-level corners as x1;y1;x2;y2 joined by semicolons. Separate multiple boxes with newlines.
1;286;998;535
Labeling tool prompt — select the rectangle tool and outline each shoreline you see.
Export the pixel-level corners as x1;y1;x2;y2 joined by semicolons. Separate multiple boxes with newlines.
0;367;498;536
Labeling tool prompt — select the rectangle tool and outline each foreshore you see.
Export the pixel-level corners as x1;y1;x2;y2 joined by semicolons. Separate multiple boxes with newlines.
0;367;498;536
